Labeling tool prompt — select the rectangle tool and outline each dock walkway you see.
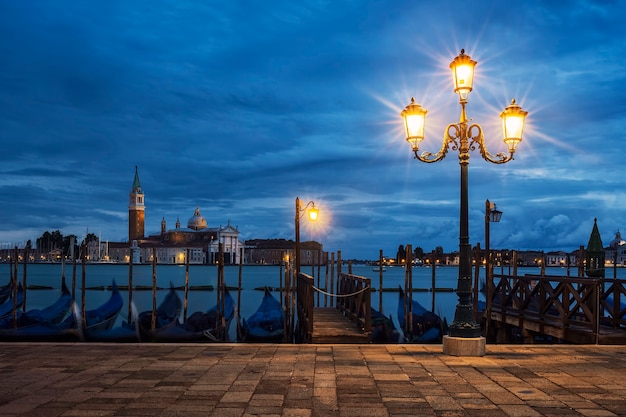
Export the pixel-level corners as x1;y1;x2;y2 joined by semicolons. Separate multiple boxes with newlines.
1;343;625;416
312;307;370;343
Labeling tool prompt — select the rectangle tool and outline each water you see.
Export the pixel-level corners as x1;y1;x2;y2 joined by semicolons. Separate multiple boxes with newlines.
4;262;626;341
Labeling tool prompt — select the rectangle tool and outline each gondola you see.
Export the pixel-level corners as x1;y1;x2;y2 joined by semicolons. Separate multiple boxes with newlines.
397;287;444;343
0;281;11;305
0;284;25;319
0;281;126;342
84;283;139;342
141;288;236;342
83;281;124;332
370;308;401;343
137;285;183;341
238;287;284;342
85;320;140;342
61;280;125;341
0;283;73;341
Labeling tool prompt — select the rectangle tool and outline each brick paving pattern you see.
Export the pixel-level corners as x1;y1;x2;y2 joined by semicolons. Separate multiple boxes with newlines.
0;343;625;416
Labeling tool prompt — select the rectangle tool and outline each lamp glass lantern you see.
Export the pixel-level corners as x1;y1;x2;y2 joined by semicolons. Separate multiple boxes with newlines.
308;205;319;221
401;98;428;151
450;49;477;101
489;204;503;223
500;99;528;153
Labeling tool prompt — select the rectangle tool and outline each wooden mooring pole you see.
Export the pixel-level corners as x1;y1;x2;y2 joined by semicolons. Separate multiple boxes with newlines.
378;249;383;312
184;248;190;322
128;249;133;322
151;247;157;331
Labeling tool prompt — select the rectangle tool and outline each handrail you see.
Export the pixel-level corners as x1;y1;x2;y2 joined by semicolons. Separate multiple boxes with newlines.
336;272;371;335
313;285;369;298
295;272;314;343
489;274;626;342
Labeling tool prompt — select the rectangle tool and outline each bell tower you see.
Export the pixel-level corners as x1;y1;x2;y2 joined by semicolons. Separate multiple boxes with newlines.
128;166;145;242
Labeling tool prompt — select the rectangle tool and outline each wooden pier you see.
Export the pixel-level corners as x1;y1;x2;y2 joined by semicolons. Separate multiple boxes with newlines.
312;307;370;343
295;272;371;343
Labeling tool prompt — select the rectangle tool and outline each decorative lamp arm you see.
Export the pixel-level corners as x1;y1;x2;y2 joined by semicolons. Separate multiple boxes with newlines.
469;123;514;164
413;123;459;163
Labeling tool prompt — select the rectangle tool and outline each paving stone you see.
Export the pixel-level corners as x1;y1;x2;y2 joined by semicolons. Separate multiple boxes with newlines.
1;344;626;416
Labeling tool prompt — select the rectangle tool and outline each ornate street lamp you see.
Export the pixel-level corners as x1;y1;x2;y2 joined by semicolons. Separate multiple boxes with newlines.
295;197;318;275
400;49;527;355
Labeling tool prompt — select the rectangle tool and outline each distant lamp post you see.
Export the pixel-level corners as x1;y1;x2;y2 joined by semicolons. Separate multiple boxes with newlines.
484;199;502;337
400;49;527;356
295;197;318;275
485;200;503;270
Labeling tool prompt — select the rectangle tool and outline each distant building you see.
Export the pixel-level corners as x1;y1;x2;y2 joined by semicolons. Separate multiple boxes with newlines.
545;251;572;267
245;238;326;266
103;167;245;265
128;166;145;242
606;230;626;267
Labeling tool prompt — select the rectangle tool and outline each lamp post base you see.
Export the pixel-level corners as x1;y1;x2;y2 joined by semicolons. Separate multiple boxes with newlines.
442;335;486;357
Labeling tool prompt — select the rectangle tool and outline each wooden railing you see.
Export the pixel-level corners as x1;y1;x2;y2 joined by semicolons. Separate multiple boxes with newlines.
295;272;315;343
488;274;626;343
601;278;626;328
295;271;372;343
337;272;371;334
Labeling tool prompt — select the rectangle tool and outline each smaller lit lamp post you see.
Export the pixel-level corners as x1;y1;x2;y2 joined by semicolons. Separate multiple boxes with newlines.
485;200;503;276
400;49;527;356
295;197;319;275
484;199;502;337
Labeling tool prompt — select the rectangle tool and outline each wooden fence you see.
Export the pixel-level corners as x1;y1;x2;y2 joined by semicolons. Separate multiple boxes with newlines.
487;274;626;344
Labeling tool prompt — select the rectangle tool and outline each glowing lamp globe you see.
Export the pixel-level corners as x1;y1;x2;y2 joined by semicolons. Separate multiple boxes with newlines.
450;49;477;101
401;98;428;151
500;99;528;153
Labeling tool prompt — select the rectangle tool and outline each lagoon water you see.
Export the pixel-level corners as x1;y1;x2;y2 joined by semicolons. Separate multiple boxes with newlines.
6;262;626;341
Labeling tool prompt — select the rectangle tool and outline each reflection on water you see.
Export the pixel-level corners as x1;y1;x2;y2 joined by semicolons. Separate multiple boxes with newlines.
4;263;625;341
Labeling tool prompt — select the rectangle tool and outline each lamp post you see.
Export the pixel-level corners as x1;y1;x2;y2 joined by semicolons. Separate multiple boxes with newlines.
295;197;319;275
485;200;502;277
400;49;527;355
485;200;503;279
484;199;502;339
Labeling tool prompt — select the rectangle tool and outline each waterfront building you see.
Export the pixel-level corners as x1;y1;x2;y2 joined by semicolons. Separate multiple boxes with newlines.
102;168;245;265
244;238;326;266
606;230;626;267
128;166;145;242
545;251;574;267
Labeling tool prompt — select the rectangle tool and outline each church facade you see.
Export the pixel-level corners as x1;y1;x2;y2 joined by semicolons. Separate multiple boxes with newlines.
104;167;245;265
606;230;626;267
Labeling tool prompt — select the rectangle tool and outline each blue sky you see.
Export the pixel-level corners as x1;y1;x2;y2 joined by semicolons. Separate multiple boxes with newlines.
1;0;625;260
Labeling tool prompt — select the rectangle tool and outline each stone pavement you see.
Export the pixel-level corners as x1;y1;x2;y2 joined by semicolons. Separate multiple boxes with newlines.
0;343;625;417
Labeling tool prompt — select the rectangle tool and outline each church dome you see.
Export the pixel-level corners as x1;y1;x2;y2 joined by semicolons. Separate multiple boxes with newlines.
187;208;207;230
610;230;625;249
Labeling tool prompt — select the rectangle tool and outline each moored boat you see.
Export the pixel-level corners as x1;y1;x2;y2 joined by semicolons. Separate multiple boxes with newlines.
85;320;139;342
0;284;25;319
83;281;124;333
238;287;284;342
370;308;400;343
0;283;73;341
139;287;235;342
397;287;444;343
137;285;183;341
0;281;11;305
63;280;125;340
